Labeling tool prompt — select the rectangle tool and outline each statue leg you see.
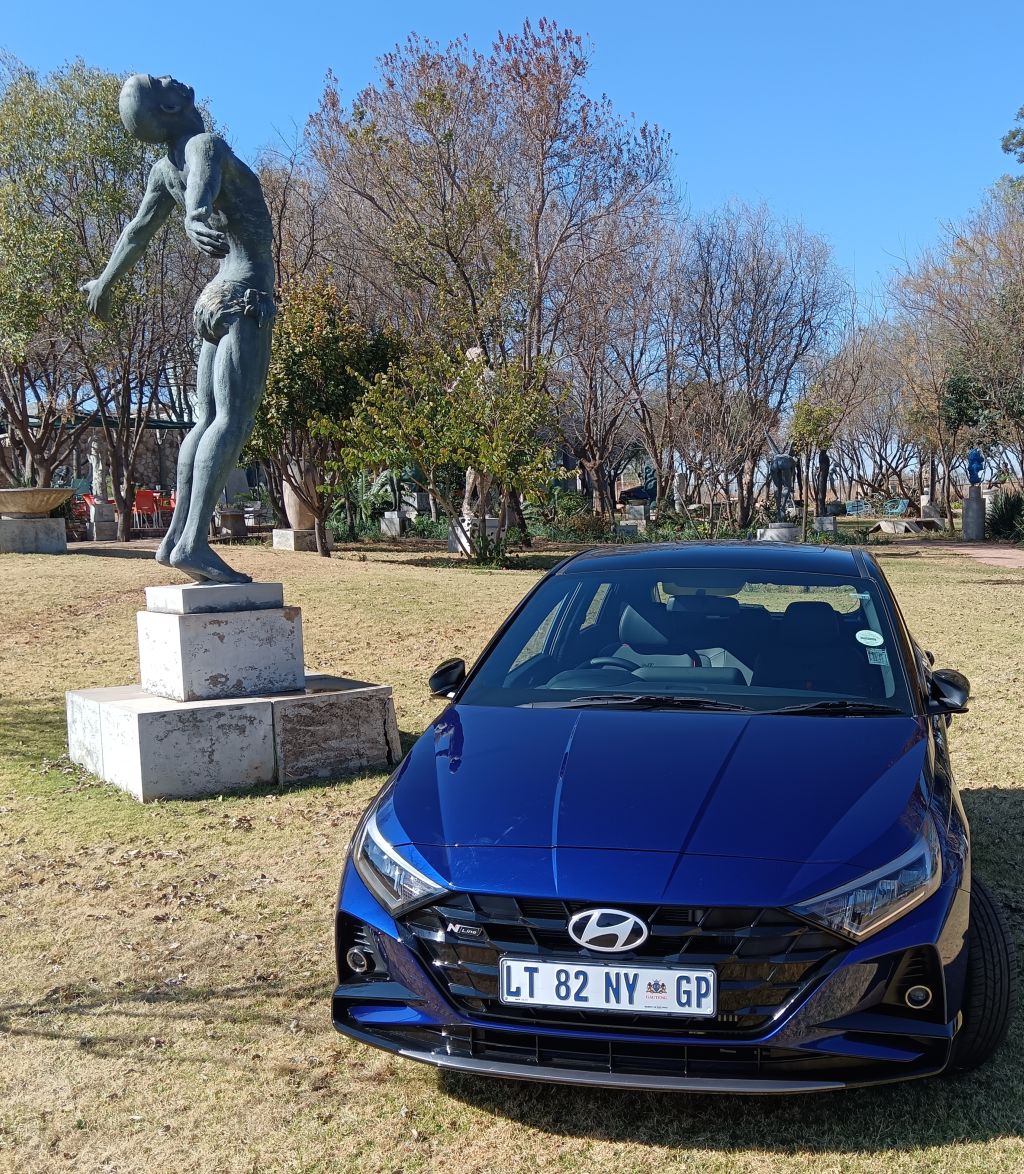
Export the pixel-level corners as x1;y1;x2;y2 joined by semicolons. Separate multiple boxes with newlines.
169;318;271;584
156;340;216;567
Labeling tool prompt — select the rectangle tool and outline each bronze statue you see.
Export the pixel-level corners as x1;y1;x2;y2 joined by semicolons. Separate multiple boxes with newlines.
84;75;275;584
766;434;799;523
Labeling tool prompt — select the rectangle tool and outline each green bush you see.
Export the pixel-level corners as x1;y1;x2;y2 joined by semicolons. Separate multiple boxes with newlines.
407;515;449;539
987;491;1024;541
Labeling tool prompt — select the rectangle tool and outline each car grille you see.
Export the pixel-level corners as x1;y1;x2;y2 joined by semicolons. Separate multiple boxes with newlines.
400;894;846;1036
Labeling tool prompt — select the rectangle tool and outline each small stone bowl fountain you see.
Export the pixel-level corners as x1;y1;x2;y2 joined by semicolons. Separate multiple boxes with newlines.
0;487;74;518
0;487;74;553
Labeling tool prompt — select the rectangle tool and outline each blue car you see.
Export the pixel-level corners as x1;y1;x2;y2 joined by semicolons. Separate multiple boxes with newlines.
333;543;1016;1092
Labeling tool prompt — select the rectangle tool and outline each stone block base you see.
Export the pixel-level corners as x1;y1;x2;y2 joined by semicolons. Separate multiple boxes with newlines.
381;511;406;538
66;674;400;801
0;515;66;554
137;605;304;701
448;517;499;555
273;528;322;552
756;523;802;543
88;502;116;541
962;485;985;542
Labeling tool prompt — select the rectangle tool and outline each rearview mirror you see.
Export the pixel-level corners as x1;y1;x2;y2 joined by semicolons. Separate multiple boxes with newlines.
429;658;466;698
928;668;970;715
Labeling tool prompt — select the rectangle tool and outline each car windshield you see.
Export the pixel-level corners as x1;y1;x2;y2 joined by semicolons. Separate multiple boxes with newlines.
459;564;915;714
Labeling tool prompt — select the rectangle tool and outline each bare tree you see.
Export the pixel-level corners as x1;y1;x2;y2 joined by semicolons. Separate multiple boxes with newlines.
682;205;844;526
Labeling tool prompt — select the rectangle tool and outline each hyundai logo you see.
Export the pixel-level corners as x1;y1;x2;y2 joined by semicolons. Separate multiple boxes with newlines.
567;908;649;953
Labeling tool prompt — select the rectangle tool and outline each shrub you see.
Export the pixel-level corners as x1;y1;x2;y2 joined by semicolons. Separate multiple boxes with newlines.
407;514;449;540
987;491;1024;541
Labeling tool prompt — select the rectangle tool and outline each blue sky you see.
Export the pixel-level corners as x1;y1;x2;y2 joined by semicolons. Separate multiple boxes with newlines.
5;1;1024;302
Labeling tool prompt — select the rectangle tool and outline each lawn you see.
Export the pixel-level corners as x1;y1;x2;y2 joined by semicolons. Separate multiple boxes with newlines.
0;542;1022;1174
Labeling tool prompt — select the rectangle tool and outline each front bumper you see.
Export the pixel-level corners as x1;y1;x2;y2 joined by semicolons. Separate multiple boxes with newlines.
332;865;968;1093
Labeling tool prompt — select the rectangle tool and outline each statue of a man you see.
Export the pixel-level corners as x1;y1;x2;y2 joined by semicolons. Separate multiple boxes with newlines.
83;75;275;584
766;434;798;523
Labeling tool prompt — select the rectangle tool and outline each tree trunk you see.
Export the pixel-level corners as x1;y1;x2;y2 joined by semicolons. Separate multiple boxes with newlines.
814;450;830;516
314;515;331;557
508;493;530;546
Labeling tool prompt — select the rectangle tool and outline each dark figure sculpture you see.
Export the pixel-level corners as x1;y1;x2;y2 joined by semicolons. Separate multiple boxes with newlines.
84;75;275;584
766;435;799;523
967;448;985;487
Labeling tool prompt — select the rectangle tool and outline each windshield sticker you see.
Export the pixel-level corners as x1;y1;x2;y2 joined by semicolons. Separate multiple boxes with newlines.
866;647;889;666
856;629;885;647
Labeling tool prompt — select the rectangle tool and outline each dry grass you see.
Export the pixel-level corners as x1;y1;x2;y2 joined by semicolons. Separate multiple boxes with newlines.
0;542;1022;1174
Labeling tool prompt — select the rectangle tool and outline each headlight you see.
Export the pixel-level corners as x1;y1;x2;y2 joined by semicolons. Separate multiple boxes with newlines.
352;809;444;914
791;816;942;940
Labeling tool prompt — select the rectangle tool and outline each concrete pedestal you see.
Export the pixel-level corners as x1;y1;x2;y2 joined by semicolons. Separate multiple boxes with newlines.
66;582;400;801
381;511;406;538
402;491;431;516
962;484;986;541
0;515;66;554
214;508;247;538
138;606;304;701
273;528;321;552
756;522;802;543
88;501;116;542
448;517;500;556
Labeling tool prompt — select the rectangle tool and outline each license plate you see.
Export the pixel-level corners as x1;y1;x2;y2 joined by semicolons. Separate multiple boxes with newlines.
499;957;717;1017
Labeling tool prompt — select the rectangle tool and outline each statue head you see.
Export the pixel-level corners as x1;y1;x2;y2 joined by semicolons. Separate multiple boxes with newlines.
119;74;204;144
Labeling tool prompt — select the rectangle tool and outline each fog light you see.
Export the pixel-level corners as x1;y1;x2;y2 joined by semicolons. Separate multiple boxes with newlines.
346;947;371;975
905;984;933;1009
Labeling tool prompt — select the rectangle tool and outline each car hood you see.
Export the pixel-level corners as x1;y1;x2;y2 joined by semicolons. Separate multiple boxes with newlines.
382;704;931;907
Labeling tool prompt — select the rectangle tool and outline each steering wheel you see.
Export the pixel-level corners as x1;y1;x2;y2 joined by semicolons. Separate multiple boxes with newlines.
588;652;702;670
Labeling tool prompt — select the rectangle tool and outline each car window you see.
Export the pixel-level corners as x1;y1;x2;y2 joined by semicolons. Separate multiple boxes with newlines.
460;565;913;713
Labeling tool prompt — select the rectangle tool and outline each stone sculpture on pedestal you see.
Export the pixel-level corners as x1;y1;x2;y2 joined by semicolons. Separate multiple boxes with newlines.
963;448;987;541
67;75;400;800
83;74;275;585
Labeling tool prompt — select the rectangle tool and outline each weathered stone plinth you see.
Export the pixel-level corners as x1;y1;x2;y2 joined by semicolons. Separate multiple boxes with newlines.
0;515;67;554
448;517;499;556
273;527;320;552
756;522;801;543
138;605;304;701
88;501;116;542
66;582;400;801
962;484;985;542
381;511;406;538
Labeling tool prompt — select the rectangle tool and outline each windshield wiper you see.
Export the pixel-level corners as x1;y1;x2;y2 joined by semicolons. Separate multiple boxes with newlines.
527;693;755;712
765;700;906;716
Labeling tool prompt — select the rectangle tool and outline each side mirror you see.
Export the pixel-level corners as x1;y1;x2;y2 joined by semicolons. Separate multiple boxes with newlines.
429;658;466;698
928;668;970;715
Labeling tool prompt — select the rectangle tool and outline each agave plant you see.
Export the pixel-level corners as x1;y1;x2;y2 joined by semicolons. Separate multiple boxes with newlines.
986;491;1024;542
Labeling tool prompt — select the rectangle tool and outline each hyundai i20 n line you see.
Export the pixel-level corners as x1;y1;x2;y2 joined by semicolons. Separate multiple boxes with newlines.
333;543;1016;1092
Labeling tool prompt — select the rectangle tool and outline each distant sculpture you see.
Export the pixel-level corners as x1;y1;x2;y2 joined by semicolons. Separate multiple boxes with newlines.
967;448;985;487
83;75;275;584
88;437;108;500
460;348;495;521
766;434;799;523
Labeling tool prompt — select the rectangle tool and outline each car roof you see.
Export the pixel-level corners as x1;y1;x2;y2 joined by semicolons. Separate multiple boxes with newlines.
555;541;871;578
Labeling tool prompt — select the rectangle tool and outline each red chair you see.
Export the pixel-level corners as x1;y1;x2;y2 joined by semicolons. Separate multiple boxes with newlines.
132;489;159;529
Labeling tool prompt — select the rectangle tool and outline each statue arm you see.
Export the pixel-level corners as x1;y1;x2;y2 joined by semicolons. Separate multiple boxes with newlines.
83;164;174;319
183;134;229;259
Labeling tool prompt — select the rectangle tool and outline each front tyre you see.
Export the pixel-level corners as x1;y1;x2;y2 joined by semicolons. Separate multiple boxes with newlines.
951;878;1017;1072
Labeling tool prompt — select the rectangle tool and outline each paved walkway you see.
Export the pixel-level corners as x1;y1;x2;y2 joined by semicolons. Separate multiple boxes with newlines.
896;540;1024;570
956;542;1024;569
